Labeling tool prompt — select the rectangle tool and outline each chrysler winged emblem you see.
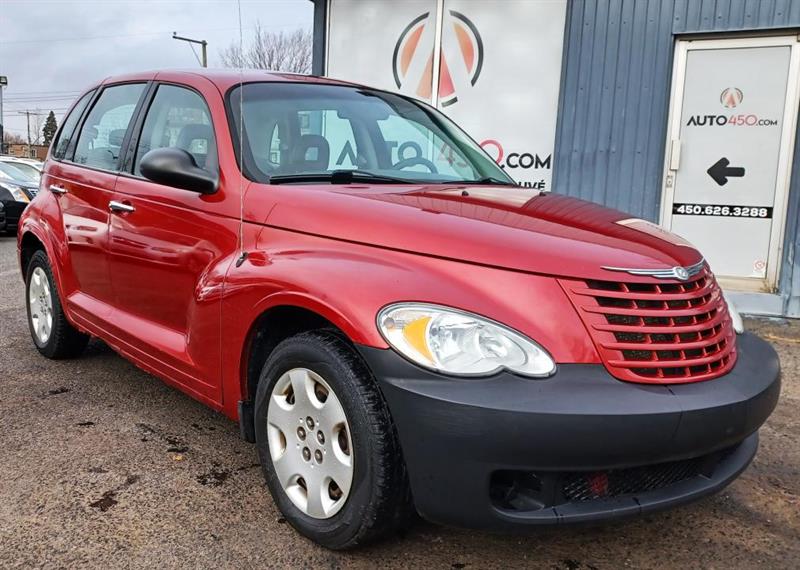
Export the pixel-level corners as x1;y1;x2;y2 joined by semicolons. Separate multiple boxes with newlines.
601;260;705;281
673;266;689;280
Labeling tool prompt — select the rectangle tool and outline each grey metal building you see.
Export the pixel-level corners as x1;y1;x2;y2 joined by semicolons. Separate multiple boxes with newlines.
312;0;800;318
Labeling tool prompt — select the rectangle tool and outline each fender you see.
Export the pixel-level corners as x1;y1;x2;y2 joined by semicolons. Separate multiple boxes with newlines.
19;215;64;295
227;290;375;421
18;195;83;330
249;290;368;346
218;222;599;420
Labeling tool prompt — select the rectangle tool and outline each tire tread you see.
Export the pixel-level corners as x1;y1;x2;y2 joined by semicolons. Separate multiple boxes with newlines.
257;330;413;549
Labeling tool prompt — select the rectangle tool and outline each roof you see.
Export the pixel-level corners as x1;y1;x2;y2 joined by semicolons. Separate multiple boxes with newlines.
96;68;357;92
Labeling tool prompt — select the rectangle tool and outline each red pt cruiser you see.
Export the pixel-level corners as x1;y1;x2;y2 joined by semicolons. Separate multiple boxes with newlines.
18;71;780;549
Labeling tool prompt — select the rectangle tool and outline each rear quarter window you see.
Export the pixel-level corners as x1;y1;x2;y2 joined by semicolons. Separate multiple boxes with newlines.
52;90;95;160
72;83;146;171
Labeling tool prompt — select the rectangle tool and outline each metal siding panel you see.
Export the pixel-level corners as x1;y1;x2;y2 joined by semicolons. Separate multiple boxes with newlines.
672;0;800;31
715;0;733;28
780;72;800;317
591;0;624;207
731;0;749;27
609;2;647;212
780;3;795;25
606;0;636;213
685;0;703;30
640;0;675;220
554;0;676;220
627;0;664;219
581;0;606;205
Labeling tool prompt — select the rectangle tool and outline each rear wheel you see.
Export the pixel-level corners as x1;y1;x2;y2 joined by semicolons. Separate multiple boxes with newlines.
254;330;412;549
25;250;89;359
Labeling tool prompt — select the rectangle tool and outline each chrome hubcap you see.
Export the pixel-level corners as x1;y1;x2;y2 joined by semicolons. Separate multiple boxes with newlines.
267;368;353;519
29;267;53;345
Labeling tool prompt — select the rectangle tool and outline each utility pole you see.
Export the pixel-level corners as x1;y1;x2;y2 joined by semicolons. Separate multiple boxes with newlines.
172;33;208;67
25;110;31;157
0;76;6;154
16;110;45;158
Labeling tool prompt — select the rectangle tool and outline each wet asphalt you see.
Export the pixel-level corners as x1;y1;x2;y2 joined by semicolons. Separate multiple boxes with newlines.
0;234;798;569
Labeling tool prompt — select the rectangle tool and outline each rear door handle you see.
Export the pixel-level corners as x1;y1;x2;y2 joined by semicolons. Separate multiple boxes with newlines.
108;200;135;213
49;184;67;194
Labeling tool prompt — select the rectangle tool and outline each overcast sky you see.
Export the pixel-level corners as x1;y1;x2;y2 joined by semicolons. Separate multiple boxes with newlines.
0;0;312;142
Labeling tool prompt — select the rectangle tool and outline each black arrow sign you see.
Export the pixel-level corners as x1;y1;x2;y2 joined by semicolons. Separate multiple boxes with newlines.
707;157;745;186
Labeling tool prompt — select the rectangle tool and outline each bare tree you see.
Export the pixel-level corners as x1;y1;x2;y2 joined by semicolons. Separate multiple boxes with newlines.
2;132;25;144
31;111;45;145
219;24;312;74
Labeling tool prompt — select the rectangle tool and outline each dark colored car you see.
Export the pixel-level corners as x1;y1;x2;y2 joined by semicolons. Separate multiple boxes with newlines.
0;162;38;234
17;70;780;549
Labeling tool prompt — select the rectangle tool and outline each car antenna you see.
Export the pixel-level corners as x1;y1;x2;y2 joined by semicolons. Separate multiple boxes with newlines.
235;0;248;268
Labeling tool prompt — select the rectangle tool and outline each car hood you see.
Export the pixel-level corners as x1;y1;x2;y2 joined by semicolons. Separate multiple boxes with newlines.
256;184;702;281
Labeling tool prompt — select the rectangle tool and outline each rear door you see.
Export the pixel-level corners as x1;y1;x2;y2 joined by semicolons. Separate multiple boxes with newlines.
107;79;238;402
45;83;147;322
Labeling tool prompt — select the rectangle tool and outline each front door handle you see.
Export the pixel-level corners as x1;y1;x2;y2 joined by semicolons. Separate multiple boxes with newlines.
108;200;135;213
49;184;67;194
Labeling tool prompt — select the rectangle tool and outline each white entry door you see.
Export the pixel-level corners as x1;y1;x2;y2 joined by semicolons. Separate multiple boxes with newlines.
661;36;800;292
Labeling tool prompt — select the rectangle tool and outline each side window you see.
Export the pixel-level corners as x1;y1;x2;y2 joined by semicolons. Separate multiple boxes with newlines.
134;84;217;176
52;90;94;159
73;83;145;171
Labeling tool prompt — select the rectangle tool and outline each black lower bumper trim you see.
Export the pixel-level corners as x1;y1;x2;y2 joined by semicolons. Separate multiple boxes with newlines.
490;434;756;525
0;200;25;232
357;332;780;530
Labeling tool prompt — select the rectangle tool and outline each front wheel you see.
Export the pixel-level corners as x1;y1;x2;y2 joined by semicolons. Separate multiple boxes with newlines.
25;250;89;359
254;330;412;549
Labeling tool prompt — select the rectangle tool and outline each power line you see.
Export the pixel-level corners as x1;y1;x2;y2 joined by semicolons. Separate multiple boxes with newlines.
0;25;269;45
4;96;79;103
2;90;82;96
4;108;70;112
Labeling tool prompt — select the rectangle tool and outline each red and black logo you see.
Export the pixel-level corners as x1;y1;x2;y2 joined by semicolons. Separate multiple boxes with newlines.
720;87;743;109
392;10;483;106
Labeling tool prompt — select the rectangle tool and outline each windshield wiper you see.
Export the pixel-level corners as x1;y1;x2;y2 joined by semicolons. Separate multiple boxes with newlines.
268;170;410;185
268;171;518;187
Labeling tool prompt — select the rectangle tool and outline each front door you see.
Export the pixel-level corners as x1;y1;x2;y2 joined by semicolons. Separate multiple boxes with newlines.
107;82;235;402
661;36;800;292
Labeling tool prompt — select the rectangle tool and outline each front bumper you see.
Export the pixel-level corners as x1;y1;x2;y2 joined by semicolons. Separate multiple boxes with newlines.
0;200;27;232
357;331;780;530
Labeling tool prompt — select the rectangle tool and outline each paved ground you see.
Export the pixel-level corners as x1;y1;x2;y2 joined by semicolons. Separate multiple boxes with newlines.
0;234;798;569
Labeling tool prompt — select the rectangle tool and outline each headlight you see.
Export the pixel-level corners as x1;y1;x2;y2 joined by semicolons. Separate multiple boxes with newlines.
0;182;30;203
377;303;556;378
724;293;744;334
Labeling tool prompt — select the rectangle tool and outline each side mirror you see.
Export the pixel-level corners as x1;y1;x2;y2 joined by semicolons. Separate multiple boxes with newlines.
139;147;218;195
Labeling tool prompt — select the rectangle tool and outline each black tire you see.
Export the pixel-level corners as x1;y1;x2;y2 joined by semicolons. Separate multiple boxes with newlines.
25;250;89;359
254;330;412;550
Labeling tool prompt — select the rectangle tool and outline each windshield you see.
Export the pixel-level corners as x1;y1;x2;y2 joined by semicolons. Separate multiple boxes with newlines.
1;161;40;182
228;82;514;185
0;162;36;184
